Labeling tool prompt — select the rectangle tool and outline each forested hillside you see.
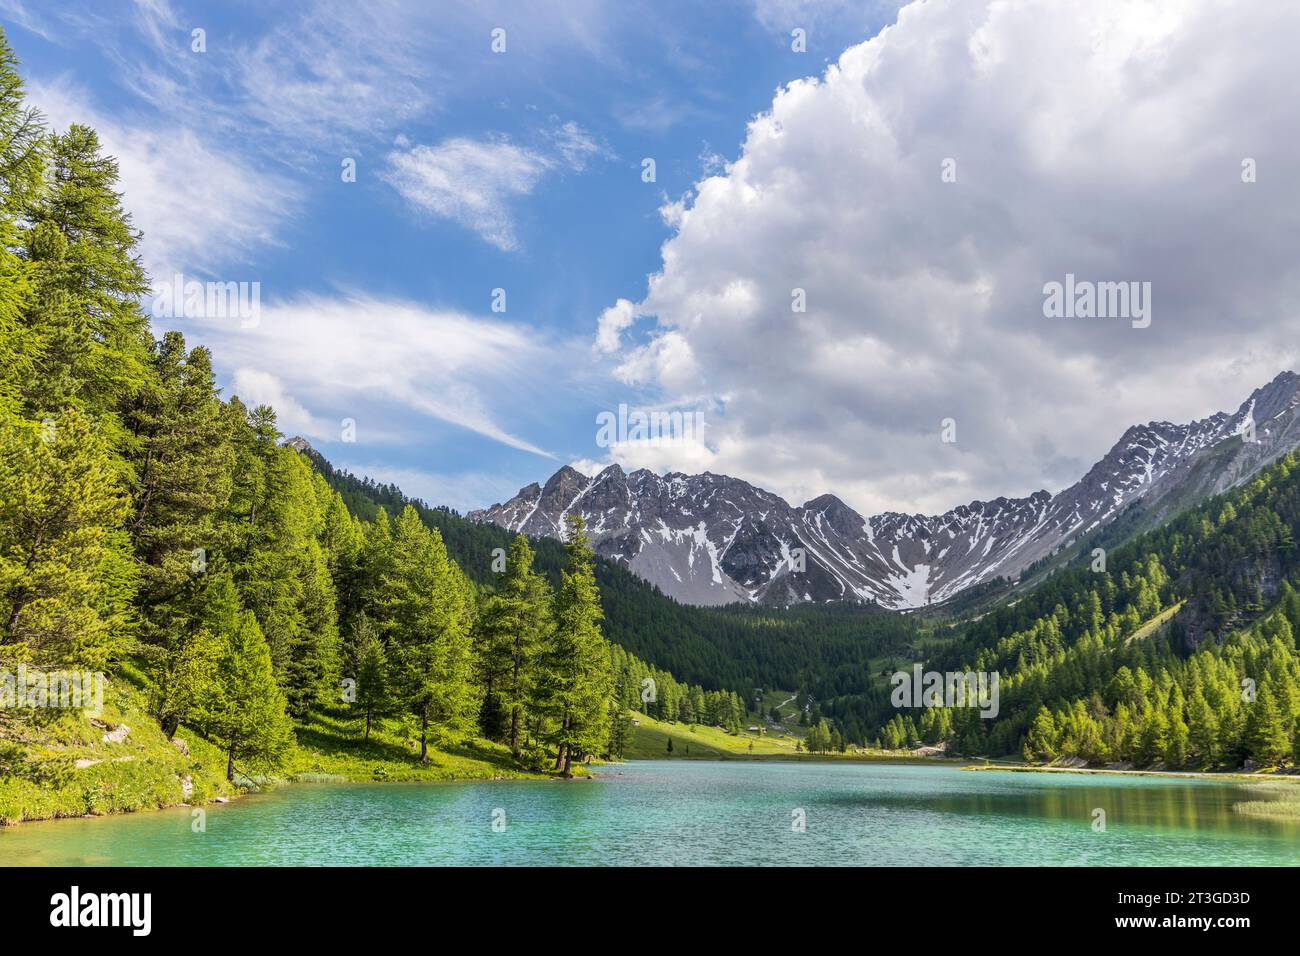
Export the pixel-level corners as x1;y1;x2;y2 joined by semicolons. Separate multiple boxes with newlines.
860;452;1300;768
312;452;919;736
0;30;740;794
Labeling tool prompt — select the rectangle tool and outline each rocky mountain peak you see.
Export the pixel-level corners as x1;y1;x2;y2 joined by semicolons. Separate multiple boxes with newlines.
471;372;1300;609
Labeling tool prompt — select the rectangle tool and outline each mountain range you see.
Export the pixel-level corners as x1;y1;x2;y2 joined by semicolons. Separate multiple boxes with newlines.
469;372;1300;610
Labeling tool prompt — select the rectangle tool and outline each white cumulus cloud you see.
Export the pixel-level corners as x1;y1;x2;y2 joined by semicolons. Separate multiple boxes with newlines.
595;299;638;354
599;0;1300;516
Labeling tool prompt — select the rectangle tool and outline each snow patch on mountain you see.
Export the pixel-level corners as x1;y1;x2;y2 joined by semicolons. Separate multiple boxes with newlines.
470;372;1300;610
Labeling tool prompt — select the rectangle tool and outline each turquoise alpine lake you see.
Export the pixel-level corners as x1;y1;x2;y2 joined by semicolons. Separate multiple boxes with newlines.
3;761;1298;866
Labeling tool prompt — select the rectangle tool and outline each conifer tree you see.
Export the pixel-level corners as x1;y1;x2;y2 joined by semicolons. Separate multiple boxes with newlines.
21;124;151;431
123;333;233;646
150;571;239;739
0;29;42;215
1023;707;1057;762
228;420;339;719
1186;685;1219;767
607;666;634;760
350;613;391;741
356;507;394;613
1137;704;1169;766
287;535;340;718
473;534;553;753
320;490;364;627
0;30;42;419
473;593;511;740
538;515;611;776
1243;684;1290;764
1165;685;1189;769
202;609;295;781
152;624;224;741
0;410;134;669
383;506;476;760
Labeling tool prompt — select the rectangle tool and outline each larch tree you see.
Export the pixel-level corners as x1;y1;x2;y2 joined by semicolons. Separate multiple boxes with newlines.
538;514;611;776
202;608;295;782
1023;707;1058;762
227;415;339;720
1244;683;1290;764
350;612;391;741
0;29;42;420
473;533;552;755
21;124;152;436
0;410;134;670
1186;685;1219;766
383;506;476;761
123;332;234;715
320;489;364;629
151;571;240;739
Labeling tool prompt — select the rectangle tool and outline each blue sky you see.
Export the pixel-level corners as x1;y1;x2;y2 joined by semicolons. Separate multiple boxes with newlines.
0;0;899;511
4;1;1299;519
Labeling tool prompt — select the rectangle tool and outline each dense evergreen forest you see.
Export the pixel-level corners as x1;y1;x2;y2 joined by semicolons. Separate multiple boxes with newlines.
859;452;1300;768
311;456;761;733
314;453;919;732
0;31;744;781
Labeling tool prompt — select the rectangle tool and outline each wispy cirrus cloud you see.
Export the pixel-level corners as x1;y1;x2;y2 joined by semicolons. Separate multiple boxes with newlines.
230;368;336;443
383;138;552;252
186;292;563;458
383;121;608;250
0;0;68;42
229;0;436;154
749;0;904;37
29;77;299;281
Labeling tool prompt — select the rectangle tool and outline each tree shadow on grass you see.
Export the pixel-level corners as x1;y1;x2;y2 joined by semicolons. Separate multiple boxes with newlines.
292;703;527;774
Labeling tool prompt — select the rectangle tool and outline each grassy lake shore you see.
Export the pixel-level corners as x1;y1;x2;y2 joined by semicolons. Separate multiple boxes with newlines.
9;672;1295;829
963;762;1300;783
0;675;574;827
